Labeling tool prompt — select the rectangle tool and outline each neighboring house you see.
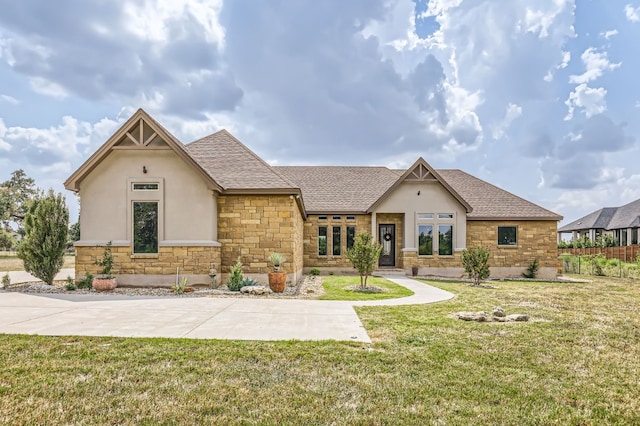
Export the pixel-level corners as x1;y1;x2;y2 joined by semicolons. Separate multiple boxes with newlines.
65;109;563;286
558;198;640;246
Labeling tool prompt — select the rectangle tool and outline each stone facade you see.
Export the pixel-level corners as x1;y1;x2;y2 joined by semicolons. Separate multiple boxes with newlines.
466;220;558;268
303;214;371;272
217;194;304;284
75;244;221;287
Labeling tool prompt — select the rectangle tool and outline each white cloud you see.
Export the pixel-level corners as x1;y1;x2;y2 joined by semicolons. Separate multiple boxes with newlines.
564;84;607;120
29;77;68;99
600;29;619;39
0;94;18;104
0;118;11;151
625;4;640;22
569;47;621;84
492;103;522;139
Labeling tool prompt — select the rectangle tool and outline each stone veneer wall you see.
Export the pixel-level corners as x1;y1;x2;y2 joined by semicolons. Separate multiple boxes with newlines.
375;213;404;268
303;214;371;271
217;195;303;285
75;244;221;287
401;220;559;279
466;220;559;269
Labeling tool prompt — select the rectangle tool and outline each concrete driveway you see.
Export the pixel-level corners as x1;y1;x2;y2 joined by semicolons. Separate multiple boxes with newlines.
0;274;454;343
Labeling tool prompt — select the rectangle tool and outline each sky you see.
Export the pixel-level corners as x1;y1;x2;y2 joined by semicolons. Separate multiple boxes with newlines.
0;0;639;226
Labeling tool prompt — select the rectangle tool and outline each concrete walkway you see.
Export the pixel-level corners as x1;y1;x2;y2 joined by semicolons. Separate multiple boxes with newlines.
0;271;454;343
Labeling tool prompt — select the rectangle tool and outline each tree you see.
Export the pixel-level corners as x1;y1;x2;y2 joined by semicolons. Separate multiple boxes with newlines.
461;246;490;286
67;221;80;249
0;229;15;251
346;233;383;288
17;190;69;285
0;169;38;233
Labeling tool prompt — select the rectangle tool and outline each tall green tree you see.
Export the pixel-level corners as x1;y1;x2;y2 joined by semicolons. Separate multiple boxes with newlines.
17;190;69;285
346;233;383;288
0;169;38;233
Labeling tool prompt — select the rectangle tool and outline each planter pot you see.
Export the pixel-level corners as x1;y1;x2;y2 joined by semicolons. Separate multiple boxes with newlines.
411;266;419;277
92;277;117;291
268;272;287;293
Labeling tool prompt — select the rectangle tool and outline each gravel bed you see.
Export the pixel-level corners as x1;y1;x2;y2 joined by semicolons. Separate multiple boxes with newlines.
3;275;326;299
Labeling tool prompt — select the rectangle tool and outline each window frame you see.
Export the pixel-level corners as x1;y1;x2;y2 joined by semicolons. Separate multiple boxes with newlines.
497;226;518;247
127;178;163;257
133;201;159;254
346;226;356;250
417;212;454;256
418;224;433;256
332;226;341;256
318;226;328;256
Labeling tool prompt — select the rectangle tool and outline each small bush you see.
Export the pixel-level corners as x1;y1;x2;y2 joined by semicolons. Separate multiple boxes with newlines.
462;246;490;286
77;273;93;289
607;258;620;267
65;283;77;291
522;259;539;279
309;268;320;276
227;258;244;291
174;277;188;294
1;272;10;288
240;277;258;287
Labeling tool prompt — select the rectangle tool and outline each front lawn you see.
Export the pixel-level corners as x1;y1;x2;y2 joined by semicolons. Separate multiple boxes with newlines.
319;275;414;300
1;275;638;424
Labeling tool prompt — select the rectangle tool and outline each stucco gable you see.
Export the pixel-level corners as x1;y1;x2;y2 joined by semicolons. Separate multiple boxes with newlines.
367;157;472;213
64;109;222;192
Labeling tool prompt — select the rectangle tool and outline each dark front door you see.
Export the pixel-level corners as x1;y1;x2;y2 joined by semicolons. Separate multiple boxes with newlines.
378;224;395;267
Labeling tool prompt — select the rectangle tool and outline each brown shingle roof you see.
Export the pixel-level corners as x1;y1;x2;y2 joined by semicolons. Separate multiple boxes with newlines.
274;166;400;213
275;166;561;219
438;170;562;220
185;130;297;190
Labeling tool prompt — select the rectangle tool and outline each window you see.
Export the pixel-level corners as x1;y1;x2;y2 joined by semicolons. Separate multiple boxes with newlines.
438;213;453;219
318;227;327;256
332;226;341;256
417;214;433;220
133;202;158;254
318;215;327;221
418;225;433;255
132;183;159;191
497;226;517;246
346;216;356;221
347;226;356;250
332;216;342;220
438;225;453;255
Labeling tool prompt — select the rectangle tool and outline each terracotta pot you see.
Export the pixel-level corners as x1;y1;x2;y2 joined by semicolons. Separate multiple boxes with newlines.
268;272;286;293
411;266;419;277
92;277;117;291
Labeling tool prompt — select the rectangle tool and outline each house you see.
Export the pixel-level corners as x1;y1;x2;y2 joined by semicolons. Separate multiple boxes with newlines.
64;109;563;286
558;198;640;246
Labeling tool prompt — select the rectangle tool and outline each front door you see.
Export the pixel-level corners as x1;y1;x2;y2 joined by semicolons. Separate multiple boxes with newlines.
378;224;395;267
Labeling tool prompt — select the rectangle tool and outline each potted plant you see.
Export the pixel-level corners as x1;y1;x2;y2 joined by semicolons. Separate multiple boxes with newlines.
268;252;287;293
92;241;117;291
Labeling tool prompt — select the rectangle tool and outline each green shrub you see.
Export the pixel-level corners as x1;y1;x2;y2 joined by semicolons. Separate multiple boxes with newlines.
77;273;93;289
240;277;258;287
522;259;539;279
309;268;321;276
1;272;10;288
227;258;244;291
174;277;188;294
65;283;77;291
462;246;490;285
606;258;619;267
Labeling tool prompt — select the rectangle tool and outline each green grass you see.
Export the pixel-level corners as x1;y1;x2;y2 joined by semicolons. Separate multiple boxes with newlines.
319;275;414;300
1;276;639;424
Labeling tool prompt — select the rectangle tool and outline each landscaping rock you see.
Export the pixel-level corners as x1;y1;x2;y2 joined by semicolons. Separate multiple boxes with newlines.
240;285;272;295
455;311;489;322
505;314;529;322
492;306;506;317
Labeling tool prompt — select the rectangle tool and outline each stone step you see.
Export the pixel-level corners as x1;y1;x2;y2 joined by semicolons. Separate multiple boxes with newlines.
373;268;406;276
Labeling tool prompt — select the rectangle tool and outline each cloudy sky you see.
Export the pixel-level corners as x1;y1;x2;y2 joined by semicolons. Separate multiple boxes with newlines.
0;0;639;224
